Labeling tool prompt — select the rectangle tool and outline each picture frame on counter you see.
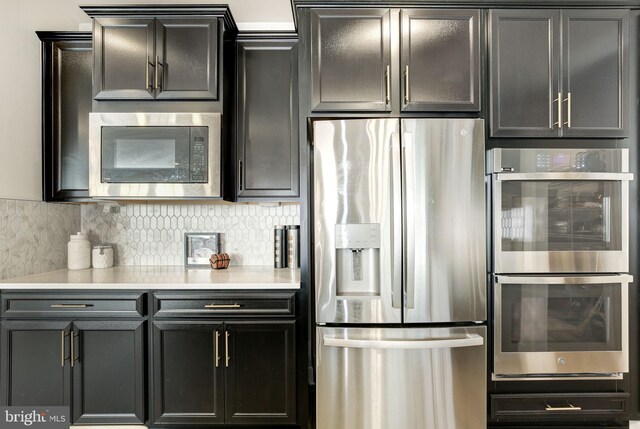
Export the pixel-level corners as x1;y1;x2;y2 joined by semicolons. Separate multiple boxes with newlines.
184;232;222;267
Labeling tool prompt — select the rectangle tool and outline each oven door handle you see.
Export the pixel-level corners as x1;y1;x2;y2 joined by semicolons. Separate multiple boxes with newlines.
323;334;483;350
495;274;633;285
495;172;633;182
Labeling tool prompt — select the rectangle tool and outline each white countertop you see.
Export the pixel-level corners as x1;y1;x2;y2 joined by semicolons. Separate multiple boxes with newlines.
0;265;300;290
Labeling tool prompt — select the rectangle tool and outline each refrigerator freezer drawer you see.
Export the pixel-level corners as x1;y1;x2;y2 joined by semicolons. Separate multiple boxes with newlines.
317;326;487;429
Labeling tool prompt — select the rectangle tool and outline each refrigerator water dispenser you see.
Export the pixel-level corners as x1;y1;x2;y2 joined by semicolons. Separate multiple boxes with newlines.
335;224;380;296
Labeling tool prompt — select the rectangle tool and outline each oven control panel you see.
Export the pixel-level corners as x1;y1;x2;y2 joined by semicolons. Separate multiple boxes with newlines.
190;127;209;183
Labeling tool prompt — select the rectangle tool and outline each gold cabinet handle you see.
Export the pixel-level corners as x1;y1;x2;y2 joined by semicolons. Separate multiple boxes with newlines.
60;331;65;367
404;65;410;104
51;304;89;309
545;404;582;411
385;65;390;104
71;331;75;368
553;92;562;128
225;331;230;368
564;92;572;128
215;331;220;368
204;304;241;309
146;56;155;91
155;55;163;90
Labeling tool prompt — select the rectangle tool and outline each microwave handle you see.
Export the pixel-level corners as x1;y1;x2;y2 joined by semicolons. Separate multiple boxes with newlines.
495;172;633;182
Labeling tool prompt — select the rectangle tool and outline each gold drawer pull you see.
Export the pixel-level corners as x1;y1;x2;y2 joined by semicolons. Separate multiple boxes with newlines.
204;304;241;309
51;304;90;309
545;404;582;411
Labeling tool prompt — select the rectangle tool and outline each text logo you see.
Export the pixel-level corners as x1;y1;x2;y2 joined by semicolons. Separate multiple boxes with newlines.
0;407;69;429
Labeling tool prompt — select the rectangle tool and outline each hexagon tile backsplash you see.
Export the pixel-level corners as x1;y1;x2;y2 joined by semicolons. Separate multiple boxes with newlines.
81;203;301;266
0;199;81;281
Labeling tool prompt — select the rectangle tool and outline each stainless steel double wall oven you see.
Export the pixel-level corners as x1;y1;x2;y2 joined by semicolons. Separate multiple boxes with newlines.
489;149;633;379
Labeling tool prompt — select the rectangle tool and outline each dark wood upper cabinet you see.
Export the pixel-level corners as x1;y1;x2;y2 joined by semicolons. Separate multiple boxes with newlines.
93;18;156;100
88;7;228;101
562;10;628;137
225;321;296;425
155;18;219;100
38;32;93;202
0;321;72;407
71;320;146;425
152;321;225;425
490;10;561;137
311;8;392;112
310;8;481;113
401;9;480;112
490;9;628;138
236;37;299;199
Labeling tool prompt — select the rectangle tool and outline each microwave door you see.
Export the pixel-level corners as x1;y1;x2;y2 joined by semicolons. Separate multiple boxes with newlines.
101;127;191;183
401;119;486;324
313;119;401;324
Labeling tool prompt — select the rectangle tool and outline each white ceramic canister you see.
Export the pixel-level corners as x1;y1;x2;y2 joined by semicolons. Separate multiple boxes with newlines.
92;245;114;269
68;232;91;270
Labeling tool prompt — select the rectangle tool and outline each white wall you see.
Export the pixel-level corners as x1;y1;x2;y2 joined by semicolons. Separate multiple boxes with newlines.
0;0;294;201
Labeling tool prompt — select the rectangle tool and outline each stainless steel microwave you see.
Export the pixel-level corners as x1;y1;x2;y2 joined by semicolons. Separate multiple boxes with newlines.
89;113;221;199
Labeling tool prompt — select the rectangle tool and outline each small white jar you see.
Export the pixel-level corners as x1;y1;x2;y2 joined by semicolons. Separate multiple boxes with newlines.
92;245;114;269
68;232;91;270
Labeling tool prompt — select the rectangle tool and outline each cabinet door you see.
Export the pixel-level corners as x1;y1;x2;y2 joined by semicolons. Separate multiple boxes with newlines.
40;34;92;201
93;18;155;100
152;321;224;425
155;18;219;100
236;39;299;198
562;10;628;137
72;321;145;425
225;321;295;424
311;9;391;112
490;10;561;137
401;9;480;112
0;321;71;406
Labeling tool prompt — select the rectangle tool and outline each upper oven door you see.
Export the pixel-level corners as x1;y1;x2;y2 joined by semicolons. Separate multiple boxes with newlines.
494;274;630;378
493;172;631;273
101;127;193;184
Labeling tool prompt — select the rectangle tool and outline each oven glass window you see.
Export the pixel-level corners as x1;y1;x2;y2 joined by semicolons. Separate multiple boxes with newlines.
501;283;621;352
501;181;622;252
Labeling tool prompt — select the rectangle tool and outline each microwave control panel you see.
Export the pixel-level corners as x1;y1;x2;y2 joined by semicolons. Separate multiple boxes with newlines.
190;127;209;183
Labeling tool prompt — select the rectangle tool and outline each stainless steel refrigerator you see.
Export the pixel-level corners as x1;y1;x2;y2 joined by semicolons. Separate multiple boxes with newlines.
313;118;487;429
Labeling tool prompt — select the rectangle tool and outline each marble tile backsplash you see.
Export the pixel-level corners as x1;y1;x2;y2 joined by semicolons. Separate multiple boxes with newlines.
0;199;81;280
81;203;300;266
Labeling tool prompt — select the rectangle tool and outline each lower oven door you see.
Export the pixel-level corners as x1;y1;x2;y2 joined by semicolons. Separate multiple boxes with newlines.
494;274;630;378
317;326;486;429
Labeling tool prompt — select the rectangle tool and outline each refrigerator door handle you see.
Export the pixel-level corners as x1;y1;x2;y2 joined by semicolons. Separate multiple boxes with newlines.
402;132;416;309
323;334;484;350
391;132;402;309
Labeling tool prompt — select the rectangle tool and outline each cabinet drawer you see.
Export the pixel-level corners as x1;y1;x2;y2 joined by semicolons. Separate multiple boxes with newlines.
1;293;145;318
153;292;295;318
490;393;629;422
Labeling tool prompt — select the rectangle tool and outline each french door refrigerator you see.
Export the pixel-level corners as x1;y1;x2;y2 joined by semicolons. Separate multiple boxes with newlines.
313;118;487;429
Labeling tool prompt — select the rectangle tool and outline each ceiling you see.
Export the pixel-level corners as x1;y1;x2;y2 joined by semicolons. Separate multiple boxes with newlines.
226;0;295;31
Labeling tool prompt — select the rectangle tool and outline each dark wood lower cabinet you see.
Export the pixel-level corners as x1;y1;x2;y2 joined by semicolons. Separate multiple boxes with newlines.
152;319;296;426
152;321;225;425
0;321;71;406
0;292;298;427
72;320;146;425
225;321;296;424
